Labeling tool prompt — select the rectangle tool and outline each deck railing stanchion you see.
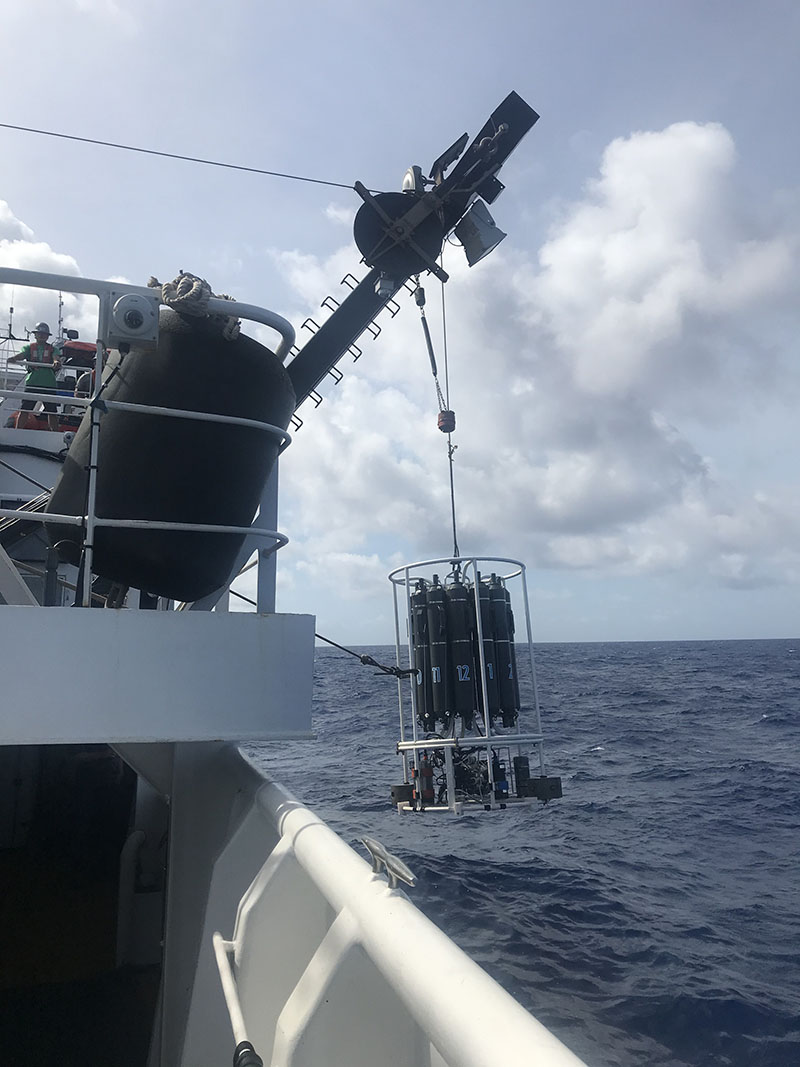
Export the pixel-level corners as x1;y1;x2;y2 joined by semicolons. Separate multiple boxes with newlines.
82;340;106;607
256;465;279;614
520;563;546;775
392;578;408;785
444;744;456;813
403;566;421;798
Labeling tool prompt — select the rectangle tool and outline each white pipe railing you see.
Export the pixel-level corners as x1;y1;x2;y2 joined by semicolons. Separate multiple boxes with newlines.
0;506;286;543
0;268;296;360
223;779;590;1067
396;733;544;751
0;387;89;406
0;389;293;447
213;934;250;1048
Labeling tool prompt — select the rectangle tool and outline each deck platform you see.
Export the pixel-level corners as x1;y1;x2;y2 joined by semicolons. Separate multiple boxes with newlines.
0;607;314;744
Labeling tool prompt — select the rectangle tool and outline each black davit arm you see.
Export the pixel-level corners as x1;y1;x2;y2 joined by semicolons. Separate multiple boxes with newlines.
287;91;539;410
285;268;393;409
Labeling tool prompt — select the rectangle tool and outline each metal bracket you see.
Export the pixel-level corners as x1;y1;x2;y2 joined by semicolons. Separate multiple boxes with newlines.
341;273;361;291
99;287;161;352
361;836;416;890
321;295;340;313
301;317;320;334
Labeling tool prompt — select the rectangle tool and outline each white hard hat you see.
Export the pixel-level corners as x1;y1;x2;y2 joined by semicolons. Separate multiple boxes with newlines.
34;322;51;335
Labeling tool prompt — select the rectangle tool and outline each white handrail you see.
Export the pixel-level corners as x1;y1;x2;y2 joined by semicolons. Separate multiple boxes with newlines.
213;934;250;1048
396;733;544;750
0;267;296;360
388;554;524;584
0;506;287;546
102;401;292;445
230;780;590;1067
0;387;82;405
0;388;293;447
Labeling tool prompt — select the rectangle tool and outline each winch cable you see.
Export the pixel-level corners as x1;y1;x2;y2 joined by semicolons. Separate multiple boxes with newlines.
414;276;460;559
0;458;52;494
0;121;370;192
314;632;418;679
222;595;415;679
229;588;257;607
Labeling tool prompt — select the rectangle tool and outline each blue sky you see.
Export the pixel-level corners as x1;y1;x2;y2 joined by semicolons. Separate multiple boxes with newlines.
1;1;798;642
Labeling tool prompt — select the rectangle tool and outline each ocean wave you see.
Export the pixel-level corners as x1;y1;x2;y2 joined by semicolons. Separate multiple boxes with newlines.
250;638;799;1067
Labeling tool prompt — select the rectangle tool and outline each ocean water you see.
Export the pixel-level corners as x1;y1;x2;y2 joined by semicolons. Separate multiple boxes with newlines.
250;639;800;1067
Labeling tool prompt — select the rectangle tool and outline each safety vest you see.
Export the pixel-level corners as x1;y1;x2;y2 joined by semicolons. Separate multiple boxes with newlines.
27;342;55;364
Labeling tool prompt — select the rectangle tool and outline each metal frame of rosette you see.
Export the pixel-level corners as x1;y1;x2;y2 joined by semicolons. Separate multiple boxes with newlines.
389;555;547;813
0;267;294;611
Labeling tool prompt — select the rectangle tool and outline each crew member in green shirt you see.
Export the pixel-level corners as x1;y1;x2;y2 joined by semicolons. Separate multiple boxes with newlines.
8;322;61;430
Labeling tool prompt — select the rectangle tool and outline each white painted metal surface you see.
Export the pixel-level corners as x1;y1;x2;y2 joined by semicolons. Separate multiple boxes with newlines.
179;751;588;1067
0;267;297;360
0;608;314;743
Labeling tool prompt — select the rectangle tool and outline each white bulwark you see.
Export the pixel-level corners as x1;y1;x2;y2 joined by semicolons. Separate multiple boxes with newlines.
0;607;314;744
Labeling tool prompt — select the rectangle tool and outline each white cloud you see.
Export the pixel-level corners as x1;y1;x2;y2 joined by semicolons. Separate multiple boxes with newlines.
5;0;139;34
530;122;798;403
325;203;355;227
72;0;139;34
0;202;97;341
278;121;800;605
0;202;33;242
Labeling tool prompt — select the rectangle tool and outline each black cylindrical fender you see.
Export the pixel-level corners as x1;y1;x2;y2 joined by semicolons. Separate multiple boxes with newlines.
45;309;295;601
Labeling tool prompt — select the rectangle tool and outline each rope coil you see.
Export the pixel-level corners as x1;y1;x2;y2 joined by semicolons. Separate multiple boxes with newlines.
148;271;241;340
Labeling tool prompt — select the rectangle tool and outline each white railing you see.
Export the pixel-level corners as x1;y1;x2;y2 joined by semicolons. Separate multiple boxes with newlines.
207;773;589;1067
0;358;24;397
0;268;296;361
